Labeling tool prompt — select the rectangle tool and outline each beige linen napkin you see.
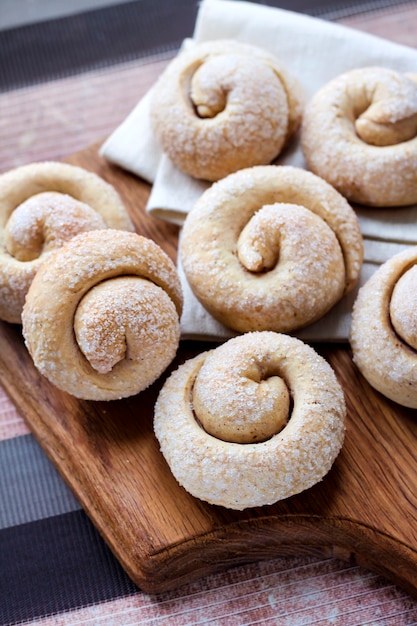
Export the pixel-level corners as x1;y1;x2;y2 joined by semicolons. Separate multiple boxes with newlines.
101;0;417;342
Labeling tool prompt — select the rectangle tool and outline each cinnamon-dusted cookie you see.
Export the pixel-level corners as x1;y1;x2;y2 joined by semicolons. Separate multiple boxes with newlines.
302;67;417;206
180;165;363;334
154;331;346;510
0;161;134;323
350;246;417;407
22;230;183;401
150;39;303;181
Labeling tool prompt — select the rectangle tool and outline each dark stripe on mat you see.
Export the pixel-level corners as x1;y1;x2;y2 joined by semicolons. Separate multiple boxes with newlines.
0;0;197;92
0;434;81;529
0;0;414;92
0;509;138;626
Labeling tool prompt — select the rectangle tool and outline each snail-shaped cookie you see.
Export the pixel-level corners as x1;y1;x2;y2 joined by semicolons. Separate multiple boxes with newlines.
180;165;363;334
150;39;303;181
154;331;346;510
302;67;417;206
350;246;417;408
0;161;134;323
22;230;183;401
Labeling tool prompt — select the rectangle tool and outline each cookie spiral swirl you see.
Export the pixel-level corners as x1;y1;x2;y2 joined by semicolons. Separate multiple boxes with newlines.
302;67;417;206
150;39;303;181
22;230;183;401
0;161;134;323
350;246;417;408
180;165;363;334
154;331;346;510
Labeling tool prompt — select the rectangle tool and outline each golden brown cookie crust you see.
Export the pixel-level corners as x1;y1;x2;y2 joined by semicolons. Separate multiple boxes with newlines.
180;165;363;333
150;39;303;181
22;229;183;401
301;67;417;207
350;246;417;408
154;331;346;510
0;161;134;323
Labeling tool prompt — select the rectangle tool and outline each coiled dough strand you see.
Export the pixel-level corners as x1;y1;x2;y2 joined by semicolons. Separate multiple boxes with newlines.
154;331;346;510
151;40;303;181
22;230;183;401
350;246;417;408
0;162;134;323
181;165;363;333
302;67;417;207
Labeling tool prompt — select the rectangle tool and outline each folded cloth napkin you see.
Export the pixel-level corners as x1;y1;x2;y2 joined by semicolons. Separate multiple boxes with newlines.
100;0;417;343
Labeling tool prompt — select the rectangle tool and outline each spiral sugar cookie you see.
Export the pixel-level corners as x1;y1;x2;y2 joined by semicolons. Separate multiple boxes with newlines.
0;161;134;323
302;67;417;207
350;246;417;408
180;165;363;334
154;332;346;510
22;230;183;401
150;39;303;181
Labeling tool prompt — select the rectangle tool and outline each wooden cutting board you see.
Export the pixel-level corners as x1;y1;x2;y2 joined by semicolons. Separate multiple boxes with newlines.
1;142;417;596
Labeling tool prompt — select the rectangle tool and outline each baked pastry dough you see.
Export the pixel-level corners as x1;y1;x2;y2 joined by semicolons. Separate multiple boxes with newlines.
180;165;363;333
0;161;134;323
22;229;183;401
350;246;417;408
154;331;346;510
302;67;417;206
150;39;303;181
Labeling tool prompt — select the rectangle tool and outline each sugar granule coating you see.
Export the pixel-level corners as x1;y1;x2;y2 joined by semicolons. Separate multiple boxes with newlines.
193;342;291;443
154;331;346;510
301;67;417;207
350;246;417;408
150;39;303;181
180;165;363;334
21;229;183;401
4;192;106;261
0;161;134;324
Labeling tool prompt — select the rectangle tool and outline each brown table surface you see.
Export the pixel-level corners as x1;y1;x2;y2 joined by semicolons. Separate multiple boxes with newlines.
2;3;417;624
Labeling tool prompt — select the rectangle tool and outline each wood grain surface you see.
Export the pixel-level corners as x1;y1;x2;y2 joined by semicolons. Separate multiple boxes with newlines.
0;142;417;596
